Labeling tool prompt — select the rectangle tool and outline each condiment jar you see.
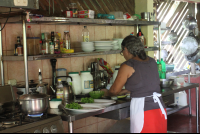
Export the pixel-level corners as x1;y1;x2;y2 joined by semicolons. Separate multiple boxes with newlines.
69;3;78;18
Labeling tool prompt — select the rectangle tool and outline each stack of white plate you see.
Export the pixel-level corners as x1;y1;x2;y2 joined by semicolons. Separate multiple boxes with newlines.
94;41;113;51
81;42;94;52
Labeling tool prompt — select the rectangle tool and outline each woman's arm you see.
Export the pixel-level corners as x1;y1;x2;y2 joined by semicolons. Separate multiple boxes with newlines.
109;64;135;96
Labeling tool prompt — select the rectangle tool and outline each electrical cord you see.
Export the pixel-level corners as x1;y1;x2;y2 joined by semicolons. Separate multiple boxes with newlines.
0;8;11;31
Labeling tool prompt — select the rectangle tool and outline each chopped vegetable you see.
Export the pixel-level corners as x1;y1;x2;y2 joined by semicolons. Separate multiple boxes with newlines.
65;102;83;109
81;97;94;103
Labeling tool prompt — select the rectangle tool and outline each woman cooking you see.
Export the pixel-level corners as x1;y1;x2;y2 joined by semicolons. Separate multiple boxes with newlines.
102;36;167;133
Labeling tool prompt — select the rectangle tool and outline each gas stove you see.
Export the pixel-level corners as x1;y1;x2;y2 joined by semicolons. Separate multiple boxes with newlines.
0;111;64;133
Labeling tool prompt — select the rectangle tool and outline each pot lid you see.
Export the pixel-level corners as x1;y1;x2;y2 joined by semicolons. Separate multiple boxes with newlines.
180;35;198;56
19;89;48;100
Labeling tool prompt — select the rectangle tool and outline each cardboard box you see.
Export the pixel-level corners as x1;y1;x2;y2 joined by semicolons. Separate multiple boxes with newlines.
78;10;95;15
78;14;94;19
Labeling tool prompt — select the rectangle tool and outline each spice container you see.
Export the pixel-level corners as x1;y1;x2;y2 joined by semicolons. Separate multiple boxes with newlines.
69;3;78;18
64;10;73;18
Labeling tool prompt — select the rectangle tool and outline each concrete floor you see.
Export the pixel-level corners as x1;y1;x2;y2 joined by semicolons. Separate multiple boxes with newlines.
167;114;198;133
105;113;198;133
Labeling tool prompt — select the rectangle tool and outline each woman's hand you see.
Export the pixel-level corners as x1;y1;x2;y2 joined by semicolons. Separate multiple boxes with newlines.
100;89;110;97
117;89;130;96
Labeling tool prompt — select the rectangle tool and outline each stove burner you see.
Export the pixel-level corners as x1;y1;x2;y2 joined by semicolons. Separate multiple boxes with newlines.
28;113;43;118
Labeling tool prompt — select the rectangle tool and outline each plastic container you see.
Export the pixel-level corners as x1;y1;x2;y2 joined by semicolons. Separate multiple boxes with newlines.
174;91;187;106
50;99;62;108
67;72;82;95
109;11;123;19
80;71;93;94
57;68;67;82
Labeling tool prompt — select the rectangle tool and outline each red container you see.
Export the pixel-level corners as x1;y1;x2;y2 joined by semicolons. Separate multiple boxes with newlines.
64;11;73;18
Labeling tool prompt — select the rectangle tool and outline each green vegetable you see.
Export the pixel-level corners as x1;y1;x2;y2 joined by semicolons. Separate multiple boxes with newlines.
117;95;127;99
81;97;94;103
65;102;83;109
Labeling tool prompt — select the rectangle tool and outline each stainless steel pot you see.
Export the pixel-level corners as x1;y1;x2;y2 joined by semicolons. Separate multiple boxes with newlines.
182;14;197;30
19;89;49;115
180;32;200;63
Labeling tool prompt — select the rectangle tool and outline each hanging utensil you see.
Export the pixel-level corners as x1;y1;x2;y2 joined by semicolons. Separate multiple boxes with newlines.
182;14;197;30
180;32;200;63
166;30;178;45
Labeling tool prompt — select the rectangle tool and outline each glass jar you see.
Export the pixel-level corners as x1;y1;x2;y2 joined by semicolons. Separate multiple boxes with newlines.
63;31;71;49
69;3;78;18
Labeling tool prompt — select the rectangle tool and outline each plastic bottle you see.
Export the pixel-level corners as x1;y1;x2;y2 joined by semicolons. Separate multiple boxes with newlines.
36;69;47;94
56;79;64;99
27;26;33;37
157;59;162;79
82;26;89;42
160;58;166;79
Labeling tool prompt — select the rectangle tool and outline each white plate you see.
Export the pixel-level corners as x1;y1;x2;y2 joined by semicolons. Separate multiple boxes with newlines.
65;104;105;113
95;46;113;50
94;99;116;103
85;99;116;106
94;44;113;47
94;41;113;43
95;49;110;51
94;41;113;46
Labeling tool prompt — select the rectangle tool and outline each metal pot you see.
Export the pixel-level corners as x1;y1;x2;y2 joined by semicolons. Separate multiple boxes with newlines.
180;32;200;63
182;14;197;30
167;30;178;45
18;89;49;115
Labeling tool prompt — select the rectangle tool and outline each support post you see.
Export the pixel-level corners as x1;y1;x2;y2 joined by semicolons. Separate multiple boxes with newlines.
158;24;161;61
188;73;192;116
23;20;29;94
196;87;199;133
68;115;74;133
0;24;4;86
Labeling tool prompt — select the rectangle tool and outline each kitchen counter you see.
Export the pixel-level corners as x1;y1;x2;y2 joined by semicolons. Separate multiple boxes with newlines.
48;83;199;133
48;99;131;122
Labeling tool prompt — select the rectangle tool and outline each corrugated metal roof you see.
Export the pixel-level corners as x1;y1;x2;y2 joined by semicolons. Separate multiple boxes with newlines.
33;0;136;17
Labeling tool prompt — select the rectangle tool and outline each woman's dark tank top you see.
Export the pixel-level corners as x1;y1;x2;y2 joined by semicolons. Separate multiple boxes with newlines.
122;57;166;111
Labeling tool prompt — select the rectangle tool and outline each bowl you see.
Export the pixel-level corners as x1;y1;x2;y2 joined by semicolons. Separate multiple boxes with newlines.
160;79;174;88
112;45;119;50
82;48;95;52
81;42;94;47
50;99;62;109
89;91;104;99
